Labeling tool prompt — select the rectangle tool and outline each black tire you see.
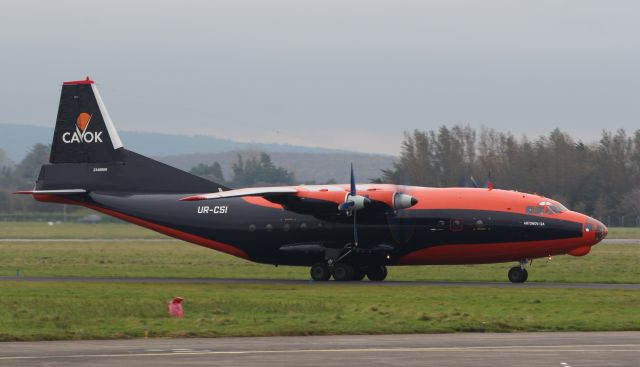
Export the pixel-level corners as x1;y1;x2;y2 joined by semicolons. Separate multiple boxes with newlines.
508;266;528;283
366;265;388;281
353;267;366;281
310;263;331;281
521;268;529;282
333;263;355;281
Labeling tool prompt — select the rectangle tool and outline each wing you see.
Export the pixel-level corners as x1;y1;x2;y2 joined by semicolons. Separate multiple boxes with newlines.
180;186;298;201
179;184;417;218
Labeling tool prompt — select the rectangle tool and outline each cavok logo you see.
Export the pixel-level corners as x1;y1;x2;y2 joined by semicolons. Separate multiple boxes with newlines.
62;112;104;143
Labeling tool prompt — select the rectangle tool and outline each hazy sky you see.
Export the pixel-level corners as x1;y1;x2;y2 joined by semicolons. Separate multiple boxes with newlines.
1;0;638;155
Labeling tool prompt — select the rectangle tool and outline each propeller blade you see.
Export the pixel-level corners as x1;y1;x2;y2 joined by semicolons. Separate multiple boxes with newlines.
353;210;358;247
350;163;356;195
470;176;479;188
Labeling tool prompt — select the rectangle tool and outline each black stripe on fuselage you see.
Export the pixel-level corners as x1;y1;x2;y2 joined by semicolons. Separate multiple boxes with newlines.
82;192;584;266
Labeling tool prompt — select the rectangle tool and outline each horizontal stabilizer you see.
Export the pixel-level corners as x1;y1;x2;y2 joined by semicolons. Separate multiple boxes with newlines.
14;189;87;195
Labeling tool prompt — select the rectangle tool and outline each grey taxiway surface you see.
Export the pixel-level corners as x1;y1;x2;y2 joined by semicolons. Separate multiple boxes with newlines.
1;332;638;367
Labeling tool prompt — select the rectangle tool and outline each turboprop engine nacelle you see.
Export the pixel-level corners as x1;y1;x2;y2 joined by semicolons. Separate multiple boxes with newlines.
392;192;418;210
339;193;371;212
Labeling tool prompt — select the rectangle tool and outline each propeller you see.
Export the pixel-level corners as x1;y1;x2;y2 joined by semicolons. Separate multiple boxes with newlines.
470;176;479;188
350;163;359;247
338;163;370;247
468;174;493;190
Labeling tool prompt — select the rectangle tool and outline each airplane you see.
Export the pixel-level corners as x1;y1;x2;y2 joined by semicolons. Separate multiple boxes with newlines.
17;77;608;283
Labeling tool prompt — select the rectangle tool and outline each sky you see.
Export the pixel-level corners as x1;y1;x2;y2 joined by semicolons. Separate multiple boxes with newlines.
1;0;639;155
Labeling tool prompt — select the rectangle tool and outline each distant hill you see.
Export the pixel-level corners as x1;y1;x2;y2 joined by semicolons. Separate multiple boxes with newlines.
157;151;394;184
0;123;395;183
0;123;352;162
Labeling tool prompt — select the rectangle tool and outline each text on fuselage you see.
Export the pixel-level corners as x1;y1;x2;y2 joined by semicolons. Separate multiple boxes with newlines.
197;205;228;214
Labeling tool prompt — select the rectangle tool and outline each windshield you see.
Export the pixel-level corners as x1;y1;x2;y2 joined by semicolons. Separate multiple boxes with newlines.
526;200;567;215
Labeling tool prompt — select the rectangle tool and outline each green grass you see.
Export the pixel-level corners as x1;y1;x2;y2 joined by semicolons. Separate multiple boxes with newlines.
607;227;640;239
1;222;639;342
0;281;638;341
0;221;164;239
1;240;639;283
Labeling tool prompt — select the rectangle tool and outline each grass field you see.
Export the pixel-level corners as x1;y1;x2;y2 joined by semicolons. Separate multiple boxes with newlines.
606;227;640;239
0;281;638;341
1;222;639;283
1;221;639;341
1;240;639;283
0;221;164;239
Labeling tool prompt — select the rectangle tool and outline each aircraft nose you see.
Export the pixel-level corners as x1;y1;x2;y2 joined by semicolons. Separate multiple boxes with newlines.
584;217;607;246
595;220;608;243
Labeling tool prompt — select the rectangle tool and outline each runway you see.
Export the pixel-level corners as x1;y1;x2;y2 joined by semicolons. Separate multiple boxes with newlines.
1;332;638;366
1;276;639;289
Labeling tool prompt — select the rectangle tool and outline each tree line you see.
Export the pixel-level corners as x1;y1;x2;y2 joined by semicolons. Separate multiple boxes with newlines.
2;126;640;222
190;152;296;187
0;144;53;212
377;126;640;219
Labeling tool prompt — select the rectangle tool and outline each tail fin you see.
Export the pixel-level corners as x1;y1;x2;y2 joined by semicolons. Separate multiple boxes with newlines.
50;77;125;163
35;78;228;194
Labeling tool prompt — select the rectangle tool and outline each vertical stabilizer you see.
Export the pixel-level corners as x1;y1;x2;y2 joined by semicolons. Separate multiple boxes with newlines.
37;77;229;193
50;77;125;163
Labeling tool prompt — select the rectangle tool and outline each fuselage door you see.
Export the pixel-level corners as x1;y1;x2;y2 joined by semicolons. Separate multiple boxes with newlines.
387;211;416;246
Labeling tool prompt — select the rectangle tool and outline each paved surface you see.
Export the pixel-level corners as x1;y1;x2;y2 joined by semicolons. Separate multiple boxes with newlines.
2;276;639;289
1;332;638;366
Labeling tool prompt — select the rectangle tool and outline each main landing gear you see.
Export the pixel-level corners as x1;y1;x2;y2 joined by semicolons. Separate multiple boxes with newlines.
508;260;529;283
310;262;388;282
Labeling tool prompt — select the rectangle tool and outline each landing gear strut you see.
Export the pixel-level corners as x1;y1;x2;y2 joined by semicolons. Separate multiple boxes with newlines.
508;260;529;283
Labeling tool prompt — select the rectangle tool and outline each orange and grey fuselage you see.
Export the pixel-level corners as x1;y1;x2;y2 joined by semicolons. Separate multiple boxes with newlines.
17;79;607;283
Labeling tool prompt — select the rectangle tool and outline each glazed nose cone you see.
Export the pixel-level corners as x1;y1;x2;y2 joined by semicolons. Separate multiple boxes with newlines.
594;219;607;244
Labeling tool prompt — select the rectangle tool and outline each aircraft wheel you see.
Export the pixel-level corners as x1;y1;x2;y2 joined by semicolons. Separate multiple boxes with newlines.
310;263;331;281
353;267;366;281
508;266;528;283
366;265;388;281
332;263;355;281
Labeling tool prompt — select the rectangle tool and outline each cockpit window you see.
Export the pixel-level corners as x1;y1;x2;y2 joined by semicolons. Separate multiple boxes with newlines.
546;205;562;214
526;201;567;216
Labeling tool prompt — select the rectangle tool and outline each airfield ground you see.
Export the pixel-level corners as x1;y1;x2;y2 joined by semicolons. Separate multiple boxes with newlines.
0;222;638;283
0;222;638;341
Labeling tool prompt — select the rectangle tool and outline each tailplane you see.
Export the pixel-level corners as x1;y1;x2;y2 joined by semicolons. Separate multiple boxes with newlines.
33;77;228;194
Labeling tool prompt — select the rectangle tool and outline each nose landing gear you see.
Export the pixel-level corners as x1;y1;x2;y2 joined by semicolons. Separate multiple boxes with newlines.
508;259;529;283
